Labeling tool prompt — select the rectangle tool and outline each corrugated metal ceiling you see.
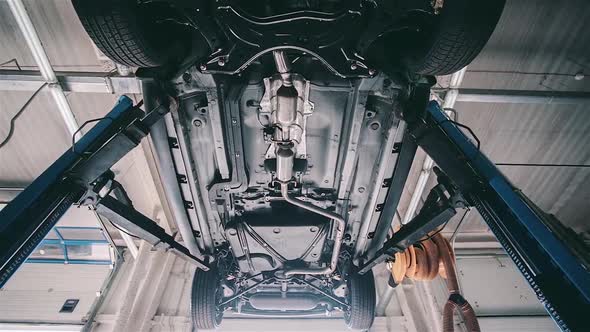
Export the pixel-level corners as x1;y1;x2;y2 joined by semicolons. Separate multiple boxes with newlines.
414;0;590;238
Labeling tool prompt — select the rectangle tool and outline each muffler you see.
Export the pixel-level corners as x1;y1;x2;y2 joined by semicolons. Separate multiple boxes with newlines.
249;293;324;311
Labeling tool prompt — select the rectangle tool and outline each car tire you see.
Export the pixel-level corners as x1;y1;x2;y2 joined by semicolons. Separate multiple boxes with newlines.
345;270;376;330
403;0;505;75
72;0;191;68
191;267;223;330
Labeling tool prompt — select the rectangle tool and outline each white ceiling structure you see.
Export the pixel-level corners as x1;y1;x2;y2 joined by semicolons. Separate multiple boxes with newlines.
0;0;589;331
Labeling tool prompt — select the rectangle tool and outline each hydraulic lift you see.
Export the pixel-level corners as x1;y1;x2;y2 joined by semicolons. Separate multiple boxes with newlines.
0;86;588;331
0;92;209;290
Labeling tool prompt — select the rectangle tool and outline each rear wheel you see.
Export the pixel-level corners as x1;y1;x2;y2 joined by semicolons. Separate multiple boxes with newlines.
403;0;506;75
372;0;505;76
72;0;192;67
191;267;223;330
345;270;376;330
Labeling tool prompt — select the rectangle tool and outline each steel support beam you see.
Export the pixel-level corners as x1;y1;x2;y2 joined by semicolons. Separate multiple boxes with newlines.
7;0;79;138
0;70;141;94
2;71;588;107
95;195;208;270
456;88;590;105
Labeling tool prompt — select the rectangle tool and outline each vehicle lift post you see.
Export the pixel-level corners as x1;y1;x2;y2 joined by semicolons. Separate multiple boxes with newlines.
0;90;588;331
0;93;209;289
358;95;590;331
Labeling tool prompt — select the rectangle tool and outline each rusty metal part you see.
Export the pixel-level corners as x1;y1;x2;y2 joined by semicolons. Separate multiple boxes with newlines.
443;293;480;332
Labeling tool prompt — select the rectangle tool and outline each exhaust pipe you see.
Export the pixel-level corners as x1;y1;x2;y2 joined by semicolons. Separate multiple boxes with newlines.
273;50;292;86
270;51;342;276
249;293;325;311
280;183;345;276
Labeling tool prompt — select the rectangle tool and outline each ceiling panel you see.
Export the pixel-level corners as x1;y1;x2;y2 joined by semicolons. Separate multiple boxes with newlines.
460;0;590;92
0;0;109;72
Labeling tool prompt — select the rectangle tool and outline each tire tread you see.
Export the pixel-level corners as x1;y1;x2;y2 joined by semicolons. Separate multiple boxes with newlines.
346;270;376;330
409;0;505;75
191;268;220;330
72;0;181;67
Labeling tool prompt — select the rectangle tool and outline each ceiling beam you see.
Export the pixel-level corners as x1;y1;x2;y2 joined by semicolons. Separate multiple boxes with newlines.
0;70;141;94
1;70;589;106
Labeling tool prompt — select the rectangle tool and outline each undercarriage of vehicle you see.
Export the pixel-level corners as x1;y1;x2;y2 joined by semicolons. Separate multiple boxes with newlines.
0;0;520;330
157;47;411;323
111;0;505;328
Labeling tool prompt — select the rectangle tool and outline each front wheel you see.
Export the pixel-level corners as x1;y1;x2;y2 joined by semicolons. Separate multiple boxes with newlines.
190;267;223;330
72;0;192;67
345;270;376;330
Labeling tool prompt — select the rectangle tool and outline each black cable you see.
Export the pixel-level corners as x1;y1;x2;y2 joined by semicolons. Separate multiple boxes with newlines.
416;208;470;244
0;82;48;149
70;116;114;154
416;220;450;244
0;58;22;71
108;220;140;239
437;119;481;152
70;99;147;152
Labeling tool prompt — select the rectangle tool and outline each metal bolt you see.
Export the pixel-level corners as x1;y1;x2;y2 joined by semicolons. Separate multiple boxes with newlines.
370;122;380;130
350;62;358;70
193;119;203;127
232;118;238;124
358;186;366;193
218;58;226;66
368;69;376;76
574;71;585;81
82;196;95;205
224;185;230;191
199;64;207;71
182;72;192;83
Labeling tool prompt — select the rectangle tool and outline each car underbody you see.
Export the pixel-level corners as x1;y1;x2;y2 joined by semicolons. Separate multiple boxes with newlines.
3;1;587;330
68;0;506;328
157;58;413;318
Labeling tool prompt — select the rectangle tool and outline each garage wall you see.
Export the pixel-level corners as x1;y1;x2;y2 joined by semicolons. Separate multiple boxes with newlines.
0;264;110;324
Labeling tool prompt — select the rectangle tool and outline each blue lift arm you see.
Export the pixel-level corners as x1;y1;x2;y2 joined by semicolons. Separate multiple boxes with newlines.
0;94;208;288
361;96;590;331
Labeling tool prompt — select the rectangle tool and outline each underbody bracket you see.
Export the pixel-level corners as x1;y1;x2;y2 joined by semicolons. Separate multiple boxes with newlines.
199;1;375;78
358;174;461;275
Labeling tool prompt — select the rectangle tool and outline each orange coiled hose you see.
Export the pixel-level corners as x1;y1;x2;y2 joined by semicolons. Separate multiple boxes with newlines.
388;233;480;332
